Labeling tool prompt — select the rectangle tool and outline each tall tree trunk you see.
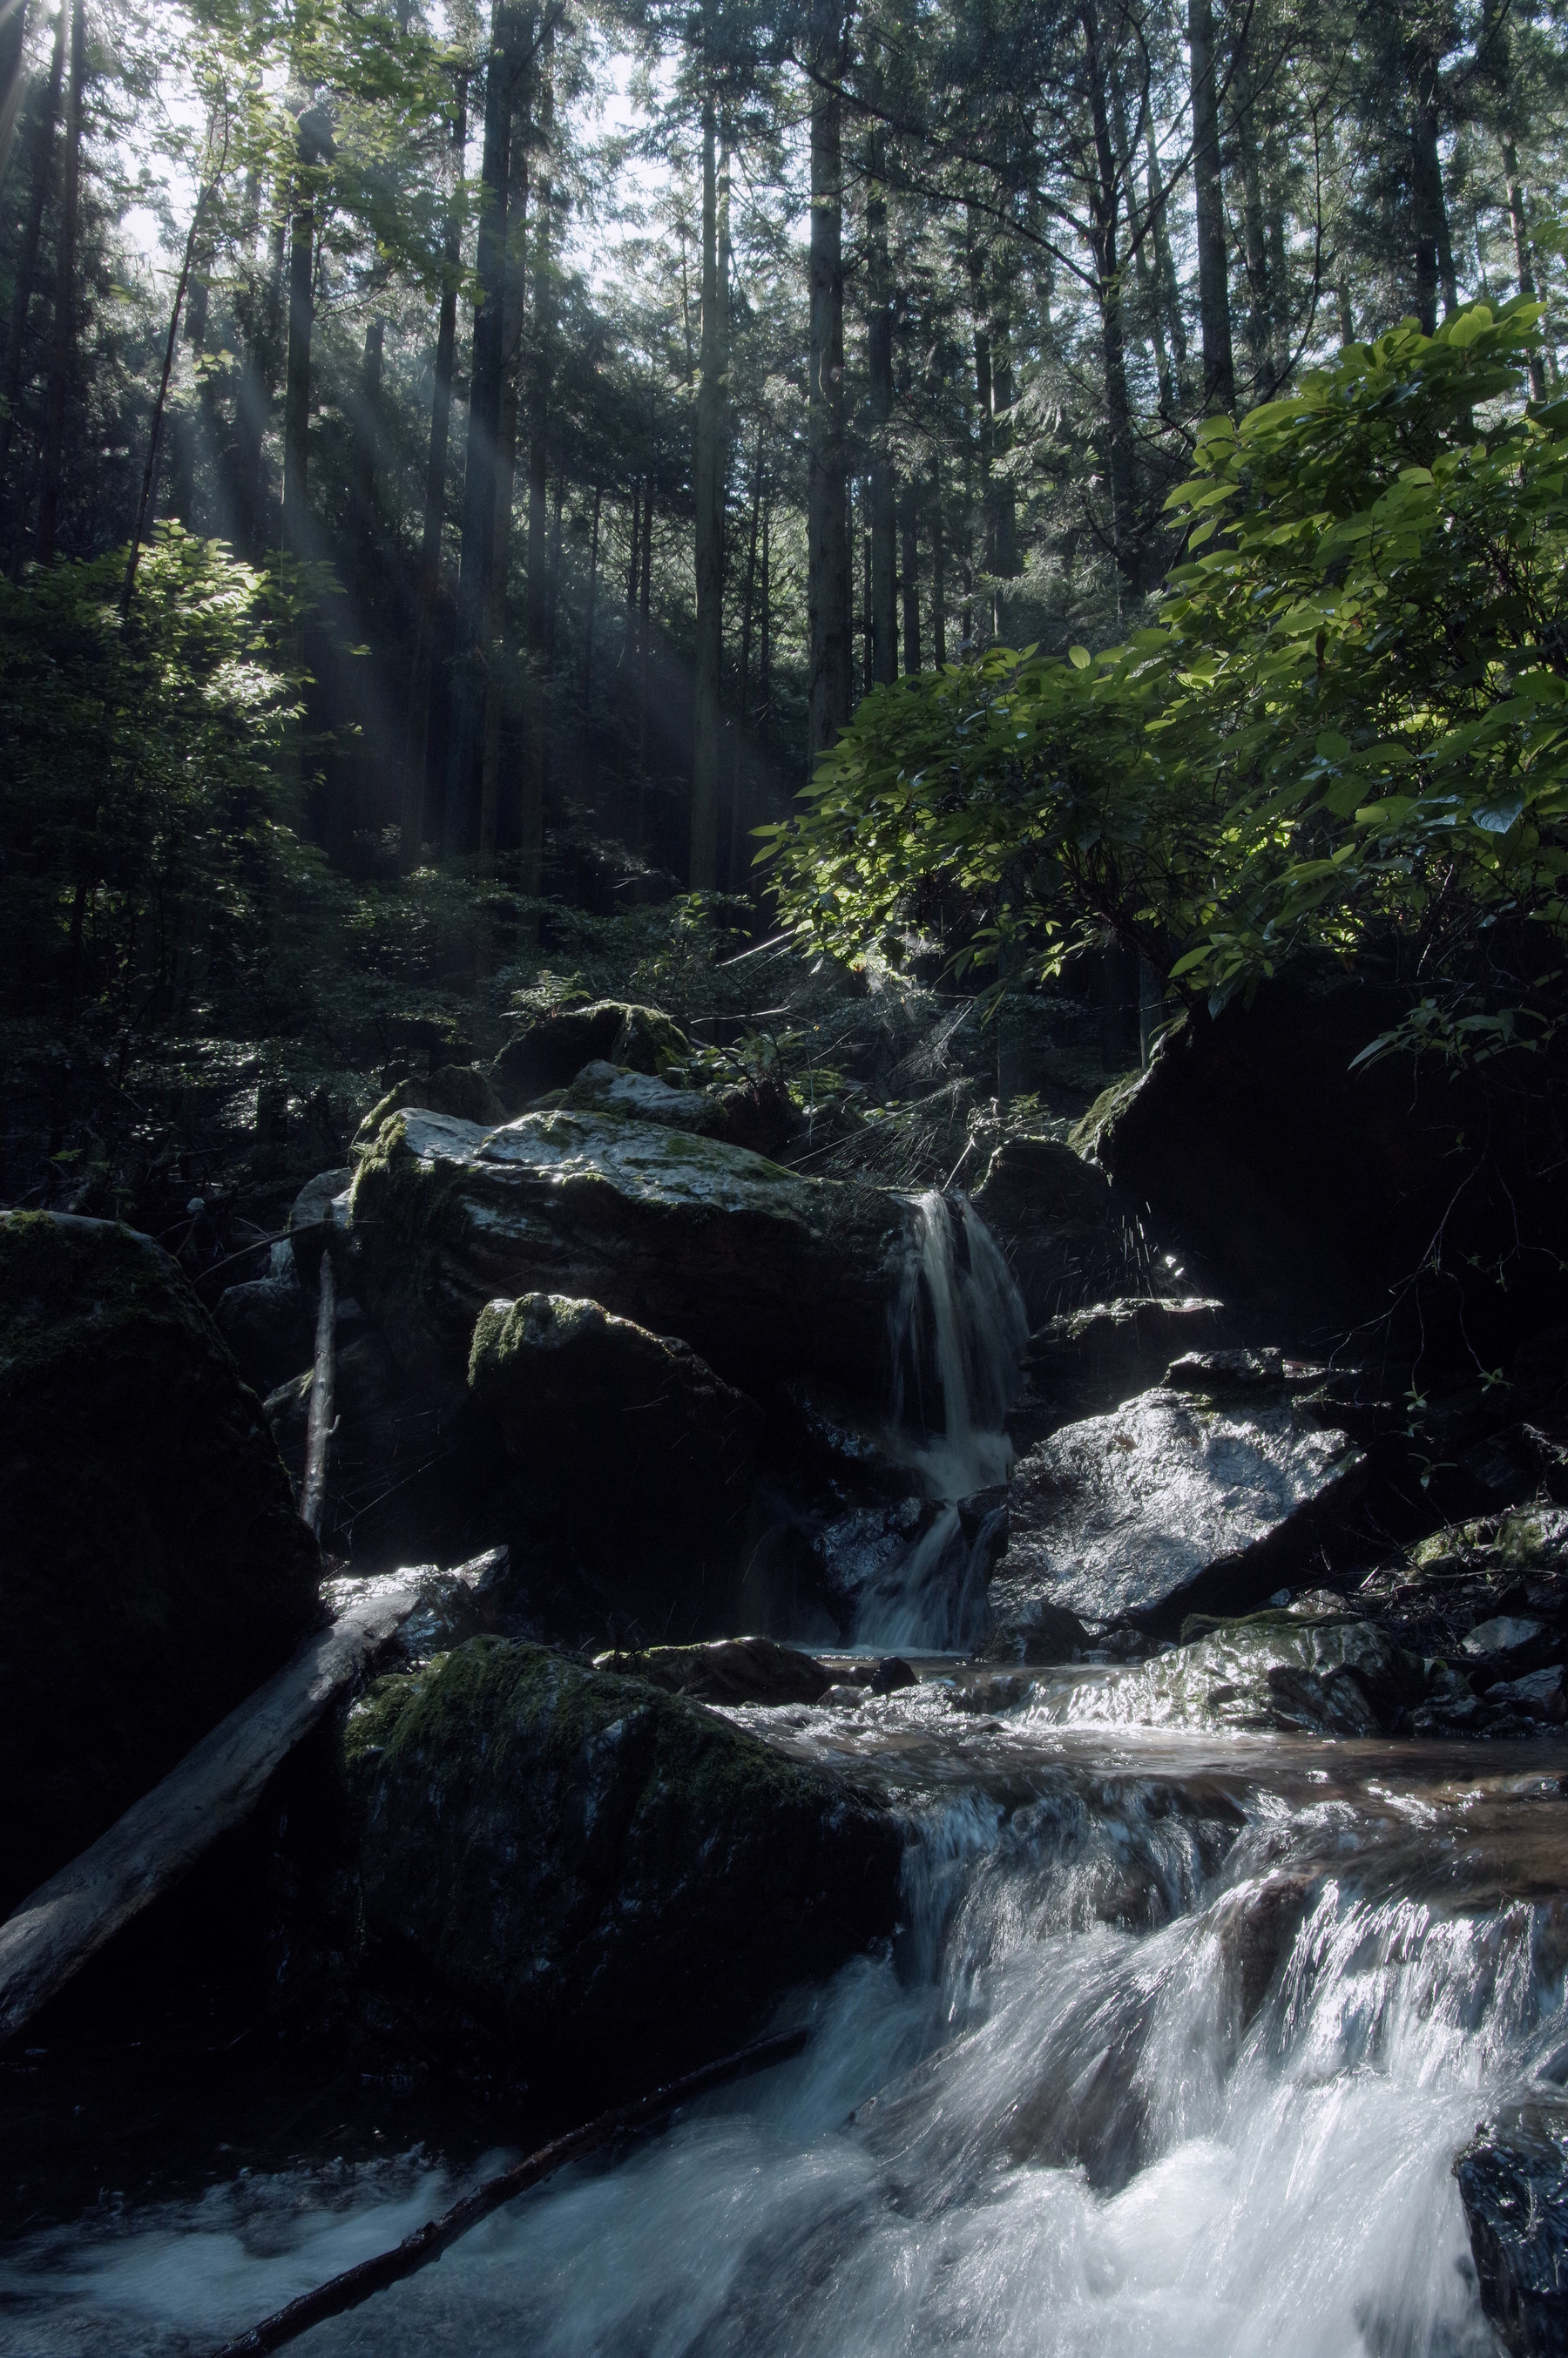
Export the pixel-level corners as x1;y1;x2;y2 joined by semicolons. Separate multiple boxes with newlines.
862;487;873;691
758;497;770;750
728;441;763;890
900;496;919;673
544;462;563;652
34;0;82;564
866;130;896;686
281;106;331;561
1083;0;1140;590
524;10;555;650
0;0;30;190
690;86;727;888
1189;0;1234;411
967;213;994;590
807;0;851;757
0;0;66;508
171;253;208;528
235;193;284;563
989;297;1017;585
1145;119;1186;382
1231;21;1272;395
1503;137;1545;400
931;476;946;666
450;1;518;853
580;478;600;737
402;71;467;871
1410;47;1456;331
479;62;531;863
1112;70;1175;413
636;483;652;790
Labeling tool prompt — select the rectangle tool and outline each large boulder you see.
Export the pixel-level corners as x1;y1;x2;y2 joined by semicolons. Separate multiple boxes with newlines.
352;1064;506;1155
591;1636;834;1706
992;1367;1362;1638
1078;970;1568;1359
1456;2100;1568;2357
1031;1609;1427;1735
491;1000;688;1111
0;1213;321;1912
559;1061;795;1159
469;1292;762;1556
347;1105;918;1400
344;1638;903;2089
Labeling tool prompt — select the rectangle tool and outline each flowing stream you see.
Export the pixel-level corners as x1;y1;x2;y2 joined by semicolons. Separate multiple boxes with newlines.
4;1193;1565;2355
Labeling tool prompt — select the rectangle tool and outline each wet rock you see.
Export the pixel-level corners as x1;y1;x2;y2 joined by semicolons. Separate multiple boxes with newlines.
977;1598;1091;1666
1358;1508;1568;1664
970;1132;1130;1327
559;1062;795;1159
993;1382;1362;1638
775;1381;916;1504
1463;1617;1562;1676
0;1212;321;1911
1484;1666;1568;1724
1211;1873;1315;2028
344;1638;903;2089
287;1165;354;1292
327;1548;517;1669
469;1292;762;1552
1032;1612;1425;1736
490;1000;688;1111
352;1065;506;1156
347;1105;918;1401
1456;2099;1568;2356
1022;1295;1228;1428
591;1636;833;1706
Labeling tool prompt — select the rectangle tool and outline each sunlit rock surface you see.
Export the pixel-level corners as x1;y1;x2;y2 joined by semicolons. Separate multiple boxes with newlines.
345;1638;902;2088
1031;1611;1426;1737
348;1105;918;1397
993;1380;1362;1635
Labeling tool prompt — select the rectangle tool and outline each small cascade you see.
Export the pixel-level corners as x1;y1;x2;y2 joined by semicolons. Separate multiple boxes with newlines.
855;1191;1027;1648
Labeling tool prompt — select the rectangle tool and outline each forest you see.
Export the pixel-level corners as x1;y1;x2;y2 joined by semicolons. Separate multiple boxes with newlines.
5;2;1568;2354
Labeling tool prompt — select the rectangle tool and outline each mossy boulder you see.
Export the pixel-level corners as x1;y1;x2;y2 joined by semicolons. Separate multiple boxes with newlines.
558;1061;795;1159
490;1001;689;1111
348;1105;917;1399
469;1292;762;1556
0;1213;321;1911
352;1064;506;1157
344;1638;902;2087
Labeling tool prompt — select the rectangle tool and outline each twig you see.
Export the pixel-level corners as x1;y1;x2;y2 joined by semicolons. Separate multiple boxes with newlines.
206;2026;811;2357
300;1247;336;1537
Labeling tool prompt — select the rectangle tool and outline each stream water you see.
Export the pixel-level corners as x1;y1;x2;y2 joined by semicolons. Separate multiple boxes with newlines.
3;1193;1565;2355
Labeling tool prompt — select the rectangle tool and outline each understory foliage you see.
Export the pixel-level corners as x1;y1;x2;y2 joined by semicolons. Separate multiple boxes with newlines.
767;305;1568;1063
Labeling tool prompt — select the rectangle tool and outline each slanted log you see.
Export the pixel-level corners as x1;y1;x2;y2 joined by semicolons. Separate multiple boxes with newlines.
0;1563;457;2045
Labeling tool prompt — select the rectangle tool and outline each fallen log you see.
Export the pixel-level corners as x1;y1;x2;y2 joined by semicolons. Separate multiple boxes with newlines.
0;1562;462;2046
299;1243;336;1537
207;2024;812;2357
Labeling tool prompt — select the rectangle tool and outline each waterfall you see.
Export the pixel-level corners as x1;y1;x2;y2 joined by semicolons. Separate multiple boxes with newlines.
853;1191;1027;1649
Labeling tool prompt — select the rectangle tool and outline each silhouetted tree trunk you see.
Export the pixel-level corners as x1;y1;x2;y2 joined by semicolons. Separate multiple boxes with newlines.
901;497;919;673
282;105;333;561
171;253;209;528
1145;118;1186;382
402;69;466;870
34;0;83;563
1189;0;1234;410
758;495;771;750
0;0;30;190
524;10;556;652
1410;44;1457;332
728;439;763;888
0;0;65;508
808;0;851;757
1083;0;1140;589
580;478;600;735
691;87;728;888
866;130;896;687
931;477;946;666
1503;136;1545;399
480;55;531;859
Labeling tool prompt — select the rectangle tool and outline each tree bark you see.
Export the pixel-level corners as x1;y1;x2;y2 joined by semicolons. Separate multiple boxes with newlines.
1410;50;1456;333
580;477;600;735
171;249;208;529
1503;137;1545;400
758;496;771;750
450;1;519;852
807;0;851;758
33;0;82;563
479;51;531;861
1112;69;1174;414
900;495;918;673
690;87;727;888
1189;0;1234;411
402;70;467;871
866;132;897;686
0;0;65;509
1231;20;1272;395
1144;118;1186;381
728;440;763;889
123;188;210;613
281;106;331;562
0;0;30;191
931;476;946;666
524;10;555;650
1083;0;1141;591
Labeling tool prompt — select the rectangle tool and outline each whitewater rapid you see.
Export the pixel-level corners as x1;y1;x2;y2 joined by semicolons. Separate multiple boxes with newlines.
5;1692;1563;2356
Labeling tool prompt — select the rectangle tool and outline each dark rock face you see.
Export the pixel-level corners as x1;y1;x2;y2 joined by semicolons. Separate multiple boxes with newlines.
348;1105;917;1401
591;1637;834;1706
345;1639;903;2088
0;1213;321;1912
469;1292;762;1551
970;1133;1130;1327
213;1248;314;1393
490;1001;688;1111
1081;971;1568;1358
994;1380;1362;1636
1456;2100;1568;2357
1020;1296;1229;1434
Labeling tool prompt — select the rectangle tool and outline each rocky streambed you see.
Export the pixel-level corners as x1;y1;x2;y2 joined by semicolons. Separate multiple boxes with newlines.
3;983;1568;2355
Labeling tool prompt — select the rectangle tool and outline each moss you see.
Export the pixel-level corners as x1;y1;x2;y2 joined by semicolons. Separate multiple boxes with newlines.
351;1065;505;1157
1068;1067;1148;1162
